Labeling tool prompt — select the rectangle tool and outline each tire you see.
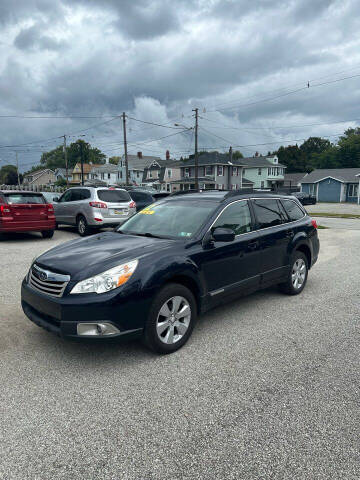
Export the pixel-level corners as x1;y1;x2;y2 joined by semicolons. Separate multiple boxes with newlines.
55;222;59;230
143;283;197;354
76;215;91;237
279;251;308;295
42;230;54;239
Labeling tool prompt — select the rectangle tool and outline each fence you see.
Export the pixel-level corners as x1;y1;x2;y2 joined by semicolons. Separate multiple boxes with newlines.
0;184;66;193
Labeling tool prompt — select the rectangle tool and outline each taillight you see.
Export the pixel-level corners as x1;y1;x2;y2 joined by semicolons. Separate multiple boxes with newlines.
311;219;318;229
129;201;136;209
47;204;54;213
0;204;11;215
89;201;107;209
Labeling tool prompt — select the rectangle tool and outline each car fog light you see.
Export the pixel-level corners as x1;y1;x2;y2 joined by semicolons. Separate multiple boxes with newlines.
77;323;120;336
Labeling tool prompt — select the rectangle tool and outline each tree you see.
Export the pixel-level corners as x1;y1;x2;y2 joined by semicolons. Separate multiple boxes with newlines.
232;150;244;160
109;156;121;165
0;165;18;185
299;137;331;156
40;139;106;171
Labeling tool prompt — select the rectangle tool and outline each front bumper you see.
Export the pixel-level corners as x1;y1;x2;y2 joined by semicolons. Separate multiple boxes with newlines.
21;279;149;340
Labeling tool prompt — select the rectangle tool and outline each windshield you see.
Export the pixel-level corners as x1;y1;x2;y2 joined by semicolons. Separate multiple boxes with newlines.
5;193;45;204
98;190;131;202
118;200;216;239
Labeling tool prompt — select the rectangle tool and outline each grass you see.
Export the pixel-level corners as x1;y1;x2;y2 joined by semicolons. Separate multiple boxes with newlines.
317;225;329;229
308;212;360;219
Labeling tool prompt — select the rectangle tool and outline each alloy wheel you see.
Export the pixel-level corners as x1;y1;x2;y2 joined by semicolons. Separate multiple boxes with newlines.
291;258;306;289
78;219;86;234
156;296;191;344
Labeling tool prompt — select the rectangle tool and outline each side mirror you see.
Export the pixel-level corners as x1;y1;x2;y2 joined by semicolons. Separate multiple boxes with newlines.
53;197;59;202
212;227;235;242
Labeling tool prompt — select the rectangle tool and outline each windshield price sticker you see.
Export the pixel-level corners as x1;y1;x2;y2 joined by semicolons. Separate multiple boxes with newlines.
139;205;156;215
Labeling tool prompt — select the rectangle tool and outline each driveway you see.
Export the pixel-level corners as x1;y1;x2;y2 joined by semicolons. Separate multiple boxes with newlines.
0;228;359;479
305;202;360;215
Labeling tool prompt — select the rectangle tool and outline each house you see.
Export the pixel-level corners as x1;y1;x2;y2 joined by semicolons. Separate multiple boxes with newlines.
283;173;308;188
71;163;103;185
301;168;360;203
54;168;72;183
141;160;181;192
117;152;162;185
171;152;284;191
23;169;56;186
89;164;118;185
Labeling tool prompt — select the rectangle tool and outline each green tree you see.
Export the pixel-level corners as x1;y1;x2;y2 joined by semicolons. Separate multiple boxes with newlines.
232;150;244;160
0;165;19;185
40;139;106;171
109;156;121;165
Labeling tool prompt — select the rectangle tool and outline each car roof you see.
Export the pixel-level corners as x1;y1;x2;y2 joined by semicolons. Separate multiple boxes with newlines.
0;190;44;194
165;190;297;204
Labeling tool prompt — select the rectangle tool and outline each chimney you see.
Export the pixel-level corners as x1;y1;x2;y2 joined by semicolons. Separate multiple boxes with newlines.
137;151;142;159
166;150;170;160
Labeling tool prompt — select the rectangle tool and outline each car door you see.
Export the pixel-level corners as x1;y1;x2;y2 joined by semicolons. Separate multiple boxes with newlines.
54;190;73;224
250;198;292;286
66;188;83;225
197;200;262;299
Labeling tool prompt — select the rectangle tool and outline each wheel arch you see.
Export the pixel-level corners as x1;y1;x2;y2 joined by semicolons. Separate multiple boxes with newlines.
162;274;201;314
294;243;312;269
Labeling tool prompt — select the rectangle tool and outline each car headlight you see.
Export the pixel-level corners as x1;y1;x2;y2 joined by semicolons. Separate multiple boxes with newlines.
70;259;138;294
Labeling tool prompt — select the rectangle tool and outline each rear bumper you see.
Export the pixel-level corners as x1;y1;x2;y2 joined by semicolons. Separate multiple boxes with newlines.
0;220;55;233
87;211;136;227
21;279;148;340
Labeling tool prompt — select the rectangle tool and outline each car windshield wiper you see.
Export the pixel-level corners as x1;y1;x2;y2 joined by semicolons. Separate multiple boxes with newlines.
131;232;163;238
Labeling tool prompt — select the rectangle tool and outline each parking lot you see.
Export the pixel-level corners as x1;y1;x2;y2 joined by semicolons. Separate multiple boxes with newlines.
0;227;359;479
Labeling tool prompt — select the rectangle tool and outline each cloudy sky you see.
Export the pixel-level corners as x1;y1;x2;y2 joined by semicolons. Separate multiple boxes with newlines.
1;0;360;170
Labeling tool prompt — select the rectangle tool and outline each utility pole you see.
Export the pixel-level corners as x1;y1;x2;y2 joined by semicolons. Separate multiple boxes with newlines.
80;141;84;186
228;146;233;190
63;135;68;188
122;112;129;185
192;107;199;190
16;152;20;188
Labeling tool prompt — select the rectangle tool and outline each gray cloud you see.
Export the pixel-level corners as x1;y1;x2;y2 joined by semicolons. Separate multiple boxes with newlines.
0;0;359;169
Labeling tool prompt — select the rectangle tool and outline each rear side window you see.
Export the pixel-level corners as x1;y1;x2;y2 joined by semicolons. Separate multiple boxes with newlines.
70;189;82;201
79;189;91;200
4;193;45;204
281;199;304;221
252;199;284;229
97;190;131;202
212;201;253;235
130;191;153;202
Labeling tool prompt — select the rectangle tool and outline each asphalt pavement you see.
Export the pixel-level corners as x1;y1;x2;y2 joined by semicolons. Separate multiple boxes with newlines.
0;227;359;480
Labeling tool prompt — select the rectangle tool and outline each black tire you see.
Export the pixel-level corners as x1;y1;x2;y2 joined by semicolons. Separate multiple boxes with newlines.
279;251;308;295
55;222;59;230
41;230;54;239
143;283;197;354
76;215;91;237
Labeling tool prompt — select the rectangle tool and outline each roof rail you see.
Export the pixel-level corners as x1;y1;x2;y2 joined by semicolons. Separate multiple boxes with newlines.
169;188;229;197
222;188;255;200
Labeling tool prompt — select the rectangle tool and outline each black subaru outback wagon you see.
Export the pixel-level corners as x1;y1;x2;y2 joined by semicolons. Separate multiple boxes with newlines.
22;191;319;354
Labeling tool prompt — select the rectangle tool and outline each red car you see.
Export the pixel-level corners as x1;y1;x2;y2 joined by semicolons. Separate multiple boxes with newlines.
0;190;55;238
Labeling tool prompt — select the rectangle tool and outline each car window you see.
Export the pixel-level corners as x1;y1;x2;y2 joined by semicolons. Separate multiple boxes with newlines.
4;193;45;204
118;200;216;239
97;190;131;202
281;199;305;221
130;191;152;202
212;201;253;235
79;189;91;200
70;189;83;201
252;199;285;229
59;190;73;202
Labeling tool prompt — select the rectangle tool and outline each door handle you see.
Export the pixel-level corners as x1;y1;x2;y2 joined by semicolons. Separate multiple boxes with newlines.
248;241;259;251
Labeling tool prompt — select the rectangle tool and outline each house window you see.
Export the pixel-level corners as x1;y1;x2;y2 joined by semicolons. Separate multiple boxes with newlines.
217;166;223;176
268;168;271;175
258;168;262;175
168;169;172;178
217;183;224;190
184;168;190;177
108;173;110;179
261;181;264;188
232;167;238;176
137;172;140;178
148;171;152;178
232;184;237;190
101;173;105;179
205;166;212;176
309;184;316;195
348;184;359;197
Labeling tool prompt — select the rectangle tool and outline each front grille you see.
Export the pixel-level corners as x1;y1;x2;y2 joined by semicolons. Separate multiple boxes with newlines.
29;264;70;298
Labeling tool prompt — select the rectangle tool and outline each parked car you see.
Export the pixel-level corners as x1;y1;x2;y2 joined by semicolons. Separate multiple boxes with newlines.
22;191;319;353
41;192;60;204
0;190;55;238
53;186;136;236
122;187;170;212
293;192;316;205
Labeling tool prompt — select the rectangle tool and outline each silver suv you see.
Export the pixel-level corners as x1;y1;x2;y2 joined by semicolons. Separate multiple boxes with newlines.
54;187;136;236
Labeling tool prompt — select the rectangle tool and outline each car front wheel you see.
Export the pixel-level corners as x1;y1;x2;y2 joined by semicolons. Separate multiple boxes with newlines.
279;252;308;295
143;283;197;354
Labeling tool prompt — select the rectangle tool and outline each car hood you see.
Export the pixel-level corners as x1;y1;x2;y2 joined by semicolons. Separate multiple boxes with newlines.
35;232;175;278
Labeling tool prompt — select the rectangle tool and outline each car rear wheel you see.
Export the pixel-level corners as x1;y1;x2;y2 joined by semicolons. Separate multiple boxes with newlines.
77;215;91;237
143;283;197;354
279;251;308;295
41;230;54;239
